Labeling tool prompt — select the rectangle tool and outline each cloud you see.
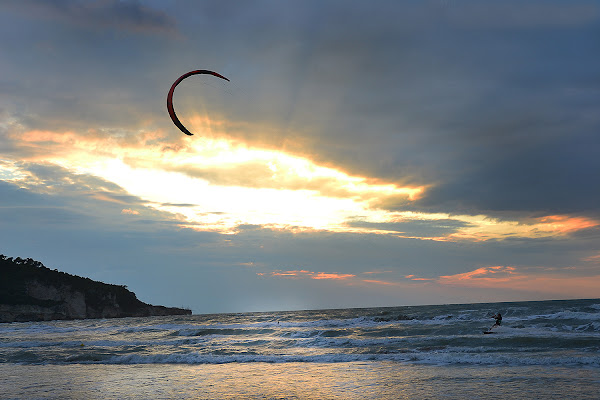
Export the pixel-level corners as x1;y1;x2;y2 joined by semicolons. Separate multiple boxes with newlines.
261;269;356;281
271;270;313;279
345;219;469;237
445;215;599;242
438;265;600;298
439;265;518;285
582;252;600;263
5;127;599;241
0;161;189;233
3;0;599;221
1;1;599;312
7;0;178;35
445;1;600;29
1;166;597;312
312;272;355;280
361;279;397;286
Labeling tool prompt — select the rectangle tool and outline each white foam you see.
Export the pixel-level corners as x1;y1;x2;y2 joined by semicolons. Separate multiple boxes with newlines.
85;350;600;367
524;310;600;321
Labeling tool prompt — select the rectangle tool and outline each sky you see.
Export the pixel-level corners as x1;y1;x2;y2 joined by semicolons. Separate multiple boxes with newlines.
1;0;599;314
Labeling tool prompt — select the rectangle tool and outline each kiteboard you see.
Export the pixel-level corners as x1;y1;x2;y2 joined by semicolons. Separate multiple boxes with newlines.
483;331;494;334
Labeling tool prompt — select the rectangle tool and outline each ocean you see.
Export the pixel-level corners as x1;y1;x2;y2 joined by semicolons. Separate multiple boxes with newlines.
1;298;599;399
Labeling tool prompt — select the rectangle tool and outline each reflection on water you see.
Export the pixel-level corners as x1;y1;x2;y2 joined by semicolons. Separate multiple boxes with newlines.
2;362;599;400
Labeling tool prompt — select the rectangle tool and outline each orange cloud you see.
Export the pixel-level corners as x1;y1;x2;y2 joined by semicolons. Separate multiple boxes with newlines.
91;193;128;204
121;208;140;215
311;272;355;280
20;130;72;143
271;270;313;278
362;279;397;286
262;270;355;280
582;252;600;263
439;266;517;284
402;274;434;281
537;215;599;234
447;214;599;242
437;265;600;298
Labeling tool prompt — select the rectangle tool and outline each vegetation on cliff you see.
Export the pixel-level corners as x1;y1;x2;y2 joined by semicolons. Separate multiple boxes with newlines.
1;254;191;322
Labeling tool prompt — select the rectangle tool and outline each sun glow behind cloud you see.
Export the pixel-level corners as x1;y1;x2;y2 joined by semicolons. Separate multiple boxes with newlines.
7;127;599;239
12;128;425;233
97;158;371;232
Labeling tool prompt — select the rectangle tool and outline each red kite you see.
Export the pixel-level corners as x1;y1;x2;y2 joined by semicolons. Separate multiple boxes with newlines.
167;70;229;136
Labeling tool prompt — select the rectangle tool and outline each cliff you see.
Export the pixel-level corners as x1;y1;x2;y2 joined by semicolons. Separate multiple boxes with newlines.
0;255;191;323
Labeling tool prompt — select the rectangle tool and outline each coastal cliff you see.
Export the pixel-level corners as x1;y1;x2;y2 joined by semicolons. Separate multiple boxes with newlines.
0;255;191;323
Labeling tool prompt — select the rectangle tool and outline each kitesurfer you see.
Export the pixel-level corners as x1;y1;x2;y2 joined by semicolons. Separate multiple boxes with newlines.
490;313;502;330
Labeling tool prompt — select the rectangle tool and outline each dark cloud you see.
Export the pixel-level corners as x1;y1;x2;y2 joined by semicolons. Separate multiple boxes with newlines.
6;0;177;35
0;179;56;207
160;202;199;208
345;219;471;238
443;1;600;29
0;1;179;135
273;3;600;218
414;90;600;215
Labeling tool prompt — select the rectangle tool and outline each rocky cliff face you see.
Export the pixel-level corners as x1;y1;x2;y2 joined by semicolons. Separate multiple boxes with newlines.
0;255;191;323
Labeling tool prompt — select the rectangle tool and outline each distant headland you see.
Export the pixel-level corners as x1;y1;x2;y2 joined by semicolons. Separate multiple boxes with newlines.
0;254;191;323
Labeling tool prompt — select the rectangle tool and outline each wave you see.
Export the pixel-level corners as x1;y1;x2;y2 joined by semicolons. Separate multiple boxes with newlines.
3;298;599;369
522;310;600;321
33;351;598;368
4;306;597;337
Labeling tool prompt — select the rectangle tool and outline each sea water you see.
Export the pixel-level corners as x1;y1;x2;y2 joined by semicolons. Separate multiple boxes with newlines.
1;298;599;399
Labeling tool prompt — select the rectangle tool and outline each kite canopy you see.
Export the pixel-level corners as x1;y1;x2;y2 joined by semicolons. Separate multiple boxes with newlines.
166;70;229;136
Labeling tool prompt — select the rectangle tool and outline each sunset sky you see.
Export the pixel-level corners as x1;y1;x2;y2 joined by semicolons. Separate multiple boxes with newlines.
1;0;599;313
